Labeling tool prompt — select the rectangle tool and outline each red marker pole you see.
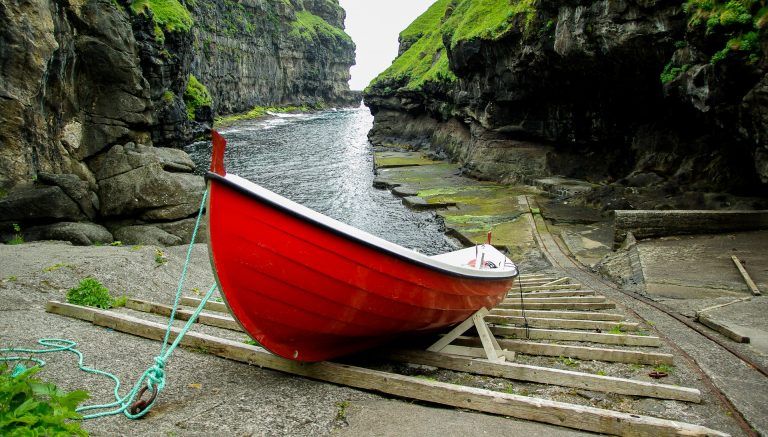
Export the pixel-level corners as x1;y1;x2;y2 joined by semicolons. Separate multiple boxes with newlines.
487;231;492;245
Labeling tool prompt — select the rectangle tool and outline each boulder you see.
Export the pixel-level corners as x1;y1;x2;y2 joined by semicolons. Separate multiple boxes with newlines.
25;222;113;246
0;185;86;224
113;225;183;246
156;218;208;243
37;173;98;219
90;143;205;220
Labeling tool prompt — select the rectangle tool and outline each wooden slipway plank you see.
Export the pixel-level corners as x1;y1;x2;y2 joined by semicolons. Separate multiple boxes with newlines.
485;315;638;331
180;296;228;313
126;299;241;331
386;349;700;402
498;302;616;311
45;302;724;436
490;308;626;322
453;337;674;366
490;326;662;347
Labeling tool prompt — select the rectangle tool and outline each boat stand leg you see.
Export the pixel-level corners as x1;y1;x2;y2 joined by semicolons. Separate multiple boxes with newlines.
427;308;513;363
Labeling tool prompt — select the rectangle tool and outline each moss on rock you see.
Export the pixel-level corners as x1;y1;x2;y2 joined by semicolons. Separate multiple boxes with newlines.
130;0;193;33
184;74;212;120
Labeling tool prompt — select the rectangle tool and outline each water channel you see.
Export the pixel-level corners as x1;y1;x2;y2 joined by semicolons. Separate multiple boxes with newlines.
186;106;456;255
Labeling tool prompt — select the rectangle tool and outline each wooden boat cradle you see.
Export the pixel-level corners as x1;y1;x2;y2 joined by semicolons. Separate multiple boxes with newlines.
45;273;729;436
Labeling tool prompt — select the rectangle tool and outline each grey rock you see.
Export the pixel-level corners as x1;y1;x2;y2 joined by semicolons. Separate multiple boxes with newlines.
37;173;98;219
90;144;205;220
25;222;113;246
156;218;208;243
113;225;183;246
0;186;86;223
98;163;204;219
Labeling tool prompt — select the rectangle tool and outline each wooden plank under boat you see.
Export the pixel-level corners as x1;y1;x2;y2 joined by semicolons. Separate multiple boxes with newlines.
206;131;519;362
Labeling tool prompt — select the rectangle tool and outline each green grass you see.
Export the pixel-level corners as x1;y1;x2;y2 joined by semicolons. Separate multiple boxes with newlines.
66;278;121;309
653;363;674;374
607;324;626;335
368;0;537;92
130;0;193;33
0;365;89;436
184;74;212;120
289;10;352;44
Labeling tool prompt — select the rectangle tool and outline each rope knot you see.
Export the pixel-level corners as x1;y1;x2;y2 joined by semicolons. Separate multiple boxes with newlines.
147;356;166;387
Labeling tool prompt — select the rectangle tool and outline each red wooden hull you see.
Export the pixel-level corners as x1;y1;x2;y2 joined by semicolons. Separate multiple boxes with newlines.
206;133;517;362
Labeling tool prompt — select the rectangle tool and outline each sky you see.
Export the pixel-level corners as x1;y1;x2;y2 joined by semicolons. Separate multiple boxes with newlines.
338;0;435;90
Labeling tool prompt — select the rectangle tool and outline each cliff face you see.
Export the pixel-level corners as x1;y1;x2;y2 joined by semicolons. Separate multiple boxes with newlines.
364;0;768;209
190;0;358;114
0;0;357;245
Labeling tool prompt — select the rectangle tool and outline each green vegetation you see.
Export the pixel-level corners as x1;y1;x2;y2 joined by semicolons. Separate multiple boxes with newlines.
607;324;626;335
183;74;212;121
110;241;124;247
8;224;23;245
66;277;122;309
214;104;316;126
130;0;193;33
289;10;353;44
684;0;765;64
155;249;168;265
369;0;537;91
654;363;674;374
660;62;690;83
559;356;579;367
335;400;349;421
0;364;89;436
42;263;73;273
162;90;175;104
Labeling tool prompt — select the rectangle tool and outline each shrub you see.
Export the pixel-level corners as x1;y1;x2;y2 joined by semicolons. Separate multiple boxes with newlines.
0;364;89;436
66;278;114;309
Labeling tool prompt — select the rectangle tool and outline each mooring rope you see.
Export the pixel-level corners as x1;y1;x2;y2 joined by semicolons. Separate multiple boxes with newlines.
1;187;217;420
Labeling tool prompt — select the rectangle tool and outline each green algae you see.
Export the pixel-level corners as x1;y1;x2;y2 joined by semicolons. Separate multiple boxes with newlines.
374;152;440;168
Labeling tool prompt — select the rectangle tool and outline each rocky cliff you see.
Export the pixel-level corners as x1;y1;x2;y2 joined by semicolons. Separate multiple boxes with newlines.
0;0;357;245
364;0;768;210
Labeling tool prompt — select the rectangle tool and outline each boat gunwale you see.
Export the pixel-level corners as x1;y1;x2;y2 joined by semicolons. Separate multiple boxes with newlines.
205;172;519;281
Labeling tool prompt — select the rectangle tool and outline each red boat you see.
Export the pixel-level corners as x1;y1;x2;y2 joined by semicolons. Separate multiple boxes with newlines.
206;131;519;362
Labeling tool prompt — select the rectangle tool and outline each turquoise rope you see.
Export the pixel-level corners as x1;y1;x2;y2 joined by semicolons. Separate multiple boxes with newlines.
1;187;217;420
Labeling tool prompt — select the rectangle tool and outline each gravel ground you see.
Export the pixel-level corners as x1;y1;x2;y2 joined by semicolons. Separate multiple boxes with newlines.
1;242;595;436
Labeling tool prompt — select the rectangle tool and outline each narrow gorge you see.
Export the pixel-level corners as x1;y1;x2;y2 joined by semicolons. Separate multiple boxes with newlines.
0;0;359;245
364;0;768;211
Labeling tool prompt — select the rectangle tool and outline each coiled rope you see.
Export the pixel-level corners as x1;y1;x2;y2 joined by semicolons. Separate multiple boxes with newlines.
1;187;216;420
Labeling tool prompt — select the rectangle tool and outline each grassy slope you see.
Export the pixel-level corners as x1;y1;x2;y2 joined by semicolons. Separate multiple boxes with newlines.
290;10;353;44
369;0;536;92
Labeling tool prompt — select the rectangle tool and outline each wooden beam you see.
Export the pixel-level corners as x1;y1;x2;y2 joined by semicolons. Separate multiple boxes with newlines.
490;309;625;322
485;315;638;332
490;326;661;347
386;349;700;403
453;337;674;366
126;299;241;331
180;296;228;313
504;296;608;304
731;255;762;296
519;284;582;292
542;277;571;286
507;290;596;298
45;302;724;436
697;314;750;343
497;302;616;311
